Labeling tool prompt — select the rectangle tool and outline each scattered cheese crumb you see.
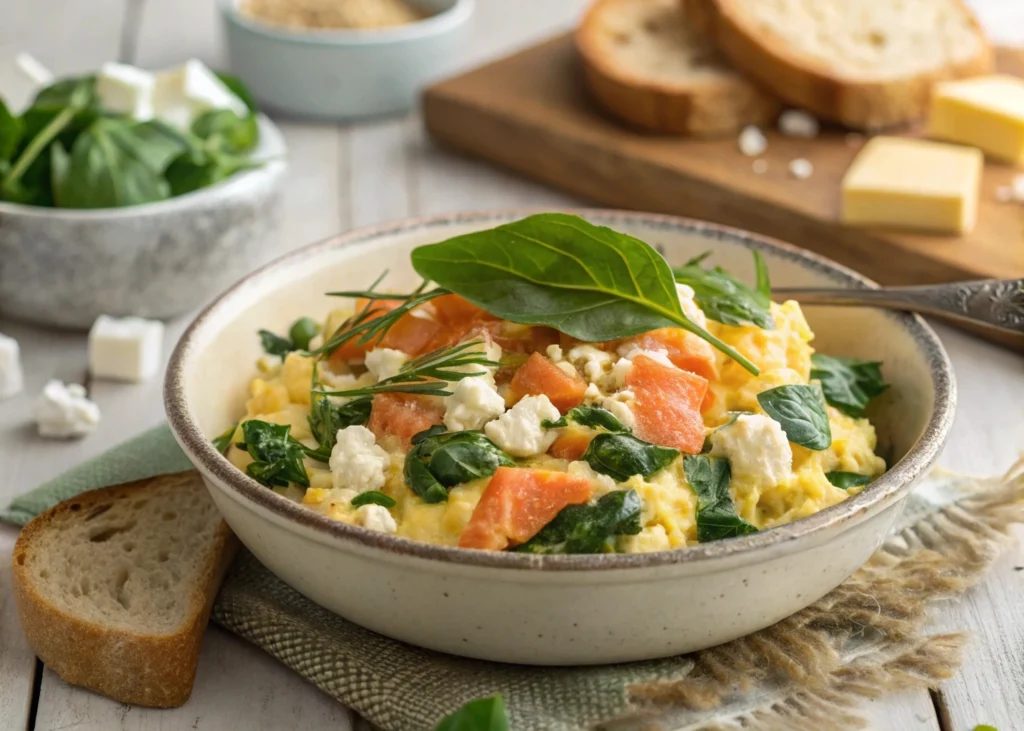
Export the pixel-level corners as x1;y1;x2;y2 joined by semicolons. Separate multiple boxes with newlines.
710;414;792;488
738;125;767;157
752;159;768;175
484;394;560;457
546;344;564;362
601;390;636;430
778;110;819;138
583;383;602;403
364;348;409;382
554;361;579;379
789;158;813;180
329;425;390;493
0;333;23;399
34;380;101;438
357;504;397;533
444;376;506;432
567;345;613;384
675;282;707;327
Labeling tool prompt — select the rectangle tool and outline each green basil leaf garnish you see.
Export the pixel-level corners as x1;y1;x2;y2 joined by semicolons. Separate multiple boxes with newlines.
351;491;396;508
259;329;294;357
410;213;759;375
211;421;239;453
238;420;309;488
757;384;832;451
304;395;372;463
673;250;774;329
825;471;872;489
810;354;889;418
435;695;509;731
515;489;643;554
542;406;629;433
405;429;514;503
581;433;679;482
683;454;758;542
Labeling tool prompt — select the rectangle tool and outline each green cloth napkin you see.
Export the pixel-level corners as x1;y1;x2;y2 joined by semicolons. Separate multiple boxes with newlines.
6;426;1020;731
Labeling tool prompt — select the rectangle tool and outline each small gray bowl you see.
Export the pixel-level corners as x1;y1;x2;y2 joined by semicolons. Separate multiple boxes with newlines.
0;115;287;330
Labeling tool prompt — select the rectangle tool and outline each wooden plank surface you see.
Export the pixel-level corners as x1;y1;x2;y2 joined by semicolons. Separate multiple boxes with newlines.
423;37;1024;288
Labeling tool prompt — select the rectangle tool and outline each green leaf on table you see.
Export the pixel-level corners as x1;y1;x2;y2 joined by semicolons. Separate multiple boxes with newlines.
683;454;758;542
351;490;396;508
581;432;678;482
237;420;309;488
542;406;630;433
404;429;514;504
192;109;259;154
810;354;889;418
304;395;372;463
410;213;760;374
435;695;509;731
515;488;643;554
673;250;774;329
0;98;24;163
825;471;872;489
757;384;832;451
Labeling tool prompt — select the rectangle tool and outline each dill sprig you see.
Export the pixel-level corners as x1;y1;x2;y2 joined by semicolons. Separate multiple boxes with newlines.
312;340;500;399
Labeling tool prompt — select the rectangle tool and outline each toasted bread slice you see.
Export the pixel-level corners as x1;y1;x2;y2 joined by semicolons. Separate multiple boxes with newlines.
686;0;993;130
577;0;780;136
12;471;238;708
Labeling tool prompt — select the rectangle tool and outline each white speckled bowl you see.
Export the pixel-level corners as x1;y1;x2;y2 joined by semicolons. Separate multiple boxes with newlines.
165;210;956;666
0;116;287;330
218;0;473;120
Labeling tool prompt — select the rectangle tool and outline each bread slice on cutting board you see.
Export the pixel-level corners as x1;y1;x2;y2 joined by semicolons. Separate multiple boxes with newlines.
12;471;238;708
576;0;781;136
685;0;994;130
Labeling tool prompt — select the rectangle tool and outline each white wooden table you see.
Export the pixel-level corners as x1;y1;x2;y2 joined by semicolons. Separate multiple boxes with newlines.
1;2;1022;729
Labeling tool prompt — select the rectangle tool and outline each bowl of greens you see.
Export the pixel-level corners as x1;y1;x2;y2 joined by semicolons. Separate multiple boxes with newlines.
0;59;287;329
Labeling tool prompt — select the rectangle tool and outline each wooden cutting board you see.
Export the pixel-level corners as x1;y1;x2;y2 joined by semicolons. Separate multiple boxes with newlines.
424;34;1024;287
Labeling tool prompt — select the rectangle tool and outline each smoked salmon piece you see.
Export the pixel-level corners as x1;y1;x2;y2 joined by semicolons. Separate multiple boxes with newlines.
625;354;708;454
623;328;718;381
458;467;592;551
367;393;444;450
431;294;497;325
509;352;587;413
549;430;594;461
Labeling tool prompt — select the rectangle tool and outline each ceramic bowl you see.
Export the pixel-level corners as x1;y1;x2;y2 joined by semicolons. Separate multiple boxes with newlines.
0;116;287;330
165;210;956;665
218;0;473;120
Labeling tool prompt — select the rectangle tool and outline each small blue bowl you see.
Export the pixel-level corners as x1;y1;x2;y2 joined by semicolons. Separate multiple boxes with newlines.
219;0;473;121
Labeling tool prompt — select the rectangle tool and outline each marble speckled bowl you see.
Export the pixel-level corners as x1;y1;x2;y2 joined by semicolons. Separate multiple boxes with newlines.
0;116;286;330
165;210;956;665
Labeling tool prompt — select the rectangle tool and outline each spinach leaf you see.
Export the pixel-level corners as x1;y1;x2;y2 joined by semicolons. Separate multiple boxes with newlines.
757;384;832;451
683;454;758;542
515;489;643;554
259;329;294;357
435;695;509;731
351;491;396;508
673;250;774;329
411;213;759;375
0;98;23;163
542;406;629;433
305;395;372;462
32;75;98;108
826;471;872;489
810;354;889;418
164;147;253;196
581;433;679;482
211;421;239;453
237;420;310;488
192;109;259;154
405;429;514;503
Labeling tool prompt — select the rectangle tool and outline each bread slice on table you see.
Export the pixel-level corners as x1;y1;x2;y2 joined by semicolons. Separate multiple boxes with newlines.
576;0;781;136
685;0;993;130
12;471;238;708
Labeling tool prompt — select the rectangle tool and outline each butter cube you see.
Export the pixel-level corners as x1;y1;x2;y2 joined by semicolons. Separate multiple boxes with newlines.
841;137;983;235
88;315;165;383
927;75;1024;165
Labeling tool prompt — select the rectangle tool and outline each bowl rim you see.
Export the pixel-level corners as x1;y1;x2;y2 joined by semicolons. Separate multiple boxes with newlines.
218;0;475;46
165;208;957;572
0;114;287;220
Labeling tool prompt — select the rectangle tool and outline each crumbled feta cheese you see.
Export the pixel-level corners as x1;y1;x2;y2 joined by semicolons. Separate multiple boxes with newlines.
357;504;397;533
88;315;165;383
95;63;155;120
444;376;506;432
567;345;613;384
484;394;560;457
789;158;813;180
153;59;248;130
546;344;564;362
752;159;768;175
601;390;636;430
617;344;674;369
449;337;503;385
329;425;390;493
610;358;633;388
567;460;617;497
675;282;707;327
364;348;408;382
738;125;767;157
34;380;100;438
710;414;792;488
0;333;23;399
554;361;579;379
778;110;819;138
582;383;602;404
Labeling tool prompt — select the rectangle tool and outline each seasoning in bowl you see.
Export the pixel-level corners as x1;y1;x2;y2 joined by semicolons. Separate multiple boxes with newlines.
239;0;429;31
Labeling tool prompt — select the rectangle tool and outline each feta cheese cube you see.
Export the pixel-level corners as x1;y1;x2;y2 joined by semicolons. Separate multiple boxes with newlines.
88;315;165;383
484;394;560;457
364;347;409;382
601;390;636;430
34;380;100;438
357;503;397;533
95;63;155;120
329;425;390;493
545;344;564;362
0;333;23;399
710;414;792;488
0;54;53;113
567;345;613;384
738;125;767;157
444;376;506;432
153;59;248;130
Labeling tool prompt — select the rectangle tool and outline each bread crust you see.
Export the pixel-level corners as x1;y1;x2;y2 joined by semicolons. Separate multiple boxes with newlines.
12;471;239;708
577;0;780;136
691;0;994;130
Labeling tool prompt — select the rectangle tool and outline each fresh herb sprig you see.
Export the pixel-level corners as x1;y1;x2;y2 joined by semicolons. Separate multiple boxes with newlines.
305;392;372;462
236;420;309;488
